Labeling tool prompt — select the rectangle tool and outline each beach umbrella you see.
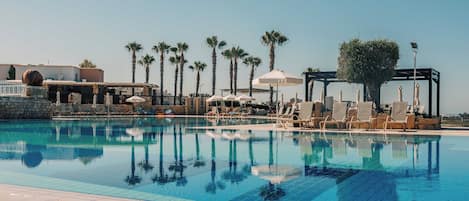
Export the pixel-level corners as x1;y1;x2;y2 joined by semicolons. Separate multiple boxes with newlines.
56;91;61;105
319;89;324;103
339;90;343;102
105;92;111;106
236;94;255;102
414;83;420;106
356;89;361;103
398;86;403;102
224;94;237;109
251;165;301;184
92;94;97;108
253;69;303;125
206;95;223;102
126;96;146;103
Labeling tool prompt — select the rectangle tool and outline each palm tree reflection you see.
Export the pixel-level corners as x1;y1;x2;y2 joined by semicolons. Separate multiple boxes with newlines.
152;129;170;185
138;133;154;173
193;133;205;168
222;139;248;184
205;138;226;194
125;136;141;186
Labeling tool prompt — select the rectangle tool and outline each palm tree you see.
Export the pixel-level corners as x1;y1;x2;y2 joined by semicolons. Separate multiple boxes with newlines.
137;54;155;83
303;67;320;101
222;49;234;94
261;30;288;104
206;36;227;95
153;42;171;104
125;42;143;95
177;43;189;103
189;61;207;97
231;47;249;95
243;56;262;97
169;56;179;105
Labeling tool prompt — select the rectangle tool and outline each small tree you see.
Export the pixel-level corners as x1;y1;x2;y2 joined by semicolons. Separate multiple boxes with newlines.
7;65;16;80
337;39;399;109
79;59;97;68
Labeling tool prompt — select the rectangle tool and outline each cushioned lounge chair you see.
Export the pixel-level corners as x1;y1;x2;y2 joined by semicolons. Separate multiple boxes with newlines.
280;102;313;128
384;101;409;131
347;102;373;130
320;102;348;130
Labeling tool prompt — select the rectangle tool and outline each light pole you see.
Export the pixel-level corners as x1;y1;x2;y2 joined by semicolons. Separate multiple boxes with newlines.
411;41;418;112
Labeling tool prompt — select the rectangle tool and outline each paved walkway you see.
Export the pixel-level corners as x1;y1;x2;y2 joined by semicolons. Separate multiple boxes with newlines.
0;184;137;201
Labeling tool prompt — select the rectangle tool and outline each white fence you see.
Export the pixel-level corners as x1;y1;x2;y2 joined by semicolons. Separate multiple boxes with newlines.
0;80;26;96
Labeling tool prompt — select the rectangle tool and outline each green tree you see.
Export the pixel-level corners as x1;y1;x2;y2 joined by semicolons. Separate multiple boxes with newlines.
243;56;262;97
206;36;227;95
7;65;15;80
221;49;234;94
79;59;97;68
261;30;288;105
177;43;189;103
230;47;249;95
138;54;156;83
303;67;320;101
189;61;207;97
153;42;171;104
125;42;143;95
337;39;399;108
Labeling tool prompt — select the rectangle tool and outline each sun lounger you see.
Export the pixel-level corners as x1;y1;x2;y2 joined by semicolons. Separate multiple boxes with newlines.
280;102;313;128
320;102;348;130
268;106;284;117
347;102;373;130
384;101;409;131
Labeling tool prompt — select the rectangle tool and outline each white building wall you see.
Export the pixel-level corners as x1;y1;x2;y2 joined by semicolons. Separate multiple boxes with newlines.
0;64;80;81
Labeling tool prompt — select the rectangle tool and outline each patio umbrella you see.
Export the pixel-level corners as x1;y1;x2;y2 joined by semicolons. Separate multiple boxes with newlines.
251;165;301;184
92;94;97;108
319;89;324;103
126;96;146;103
253;69;303;125
105;92;111;106
414;83;420;106
398;86;403;102
356;89;361;103
339;90;343;102
236;94;255;102
56;91;60;105
206;95;223;109
223;94;237;110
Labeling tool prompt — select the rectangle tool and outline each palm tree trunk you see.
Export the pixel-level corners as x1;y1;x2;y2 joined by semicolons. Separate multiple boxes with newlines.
145;66;149;83
229;60;233;94
160;53;164;105
211;48;216;95
132;51;136;96
249;65;255;97
179;53;184;104
234;58;238;95
196;71;200;97
174;65;178;105
269;44;275;105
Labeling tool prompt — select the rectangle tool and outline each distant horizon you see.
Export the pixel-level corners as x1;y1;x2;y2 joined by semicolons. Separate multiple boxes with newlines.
1;0;468;114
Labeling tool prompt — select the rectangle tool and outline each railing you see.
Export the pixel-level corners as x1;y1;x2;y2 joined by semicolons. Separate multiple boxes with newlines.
0;81;26;96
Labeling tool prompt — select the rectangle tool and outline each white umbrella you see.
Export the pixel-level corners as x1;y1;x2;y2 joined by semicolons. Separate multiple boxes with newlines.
339;90;343;102
319;89;324;103
105;92;111;106
125;128;144;137
251;165;302;184
236;94;255;102
92;94;97;108
206;95;223;102
414;83;420;106
223;94;237;101
398;86;403;102
356;89;361;103
126;96;146;103
253;69;303;125
56;91;61;105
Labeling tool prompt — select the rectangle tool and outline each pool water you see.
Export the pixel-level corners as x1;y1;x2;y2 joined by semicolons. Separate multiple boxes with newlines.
0;117;468;201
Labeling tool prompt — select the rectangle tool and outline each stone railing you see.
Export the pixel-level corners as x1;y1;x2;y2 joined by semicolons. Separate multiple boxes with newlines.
0;81;26;97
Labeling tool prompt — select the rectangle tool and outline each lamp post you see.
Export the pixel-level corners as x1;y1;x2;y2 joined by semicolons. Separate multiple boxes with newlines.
411;41;418;112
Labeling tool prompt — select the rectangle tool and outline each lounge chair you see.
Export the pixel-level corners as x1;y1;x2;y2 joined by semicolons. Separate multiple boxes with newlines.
384;102;409;131
347;102;373;130
280;102;313;128
279;107;291;118
320;102;348;130
206;107;219;116
268;106;284;117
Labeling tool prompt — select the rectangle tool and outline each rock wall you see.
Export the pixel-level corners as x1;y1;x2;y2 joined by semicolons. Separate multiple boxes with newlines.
0;96;52;119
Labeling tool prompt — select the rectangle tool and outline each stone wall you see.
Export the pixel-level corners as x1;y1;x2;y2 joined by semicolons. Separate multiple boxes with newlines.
0;96;52;119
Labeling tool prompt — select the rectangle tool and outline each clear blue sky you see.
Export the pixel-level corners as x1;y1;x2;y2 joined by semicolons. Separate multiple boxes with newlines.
1;0;468;114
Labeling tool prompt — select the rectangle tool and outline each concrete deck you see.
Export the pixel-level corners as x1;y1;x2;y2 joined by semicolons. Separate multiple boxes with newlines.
0;184;136;201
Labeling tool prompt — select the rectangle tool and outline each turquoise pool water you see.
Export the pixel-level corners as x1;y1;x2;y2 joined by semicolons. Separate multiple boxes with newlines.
0;117;467;200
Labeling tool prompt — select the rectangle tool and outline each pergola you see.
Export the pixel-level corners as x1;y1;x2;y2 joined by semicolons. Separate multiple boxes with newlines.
303;68;441;116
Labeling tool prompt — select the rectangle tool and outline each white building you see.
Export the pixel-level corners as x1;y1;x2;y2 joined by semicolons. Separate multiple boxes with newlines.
0;64;81;81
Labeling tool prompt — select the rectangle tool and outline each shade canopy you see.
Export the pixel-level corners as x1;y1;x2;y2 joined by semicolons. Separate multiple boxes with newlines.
253;69;303;87
206;95;223;102
126;96;146;103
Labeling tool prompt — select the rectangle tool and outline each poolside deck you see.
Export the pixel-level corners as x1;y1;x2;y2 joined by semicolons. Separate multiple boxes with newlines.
0;184;136;201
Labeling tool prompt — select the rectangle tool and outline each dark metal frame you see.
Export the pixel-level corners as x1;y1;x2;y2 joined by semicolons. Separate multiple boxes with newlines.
304;68;441;116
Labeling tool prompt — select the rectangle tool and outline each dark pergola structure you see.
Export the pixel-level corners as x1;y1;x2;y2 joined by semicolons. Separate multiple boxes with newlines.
304;68;441;116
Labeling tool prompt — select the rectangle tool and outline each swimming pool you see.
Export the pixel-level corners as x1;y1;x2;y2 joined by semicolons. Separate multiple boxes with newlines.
0;117;467;201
